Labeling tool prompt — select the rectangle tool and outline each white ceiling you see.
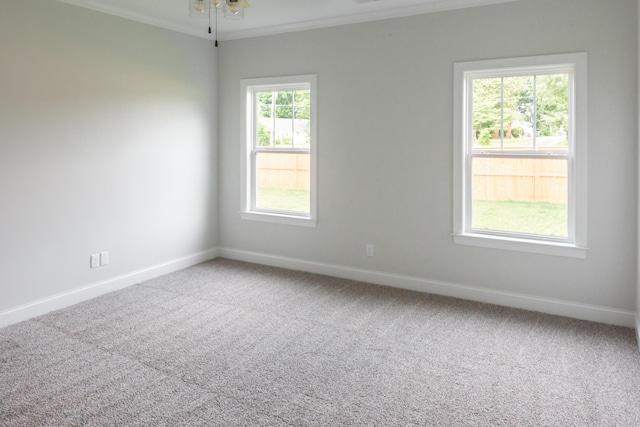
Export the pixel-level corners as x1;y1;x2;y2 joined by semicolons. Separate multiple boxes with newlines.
57;0;518;41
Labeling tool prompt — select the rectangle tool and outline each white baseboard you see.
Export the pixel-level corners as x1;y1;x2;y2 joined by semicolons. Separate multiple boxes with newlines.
636;315;640;351
3;246;635;332
219;247;637;328
0;248;219;329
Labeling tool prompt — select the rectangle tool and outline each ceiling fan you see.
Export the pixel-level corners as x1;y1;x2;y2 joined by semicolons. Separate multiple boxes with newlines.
190;0;249;20
189;0;249;44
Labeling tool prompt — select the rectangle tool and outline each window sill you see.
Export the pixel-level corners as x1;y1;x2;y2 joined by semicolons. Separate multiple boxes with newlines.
241;211;317;228
452;232;587;259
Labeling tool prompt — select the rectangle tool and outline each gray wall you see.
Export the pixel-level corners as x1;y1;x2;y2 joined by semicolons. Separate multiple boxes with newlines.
0;1;218;312
218;0;638;312
1;0;637;325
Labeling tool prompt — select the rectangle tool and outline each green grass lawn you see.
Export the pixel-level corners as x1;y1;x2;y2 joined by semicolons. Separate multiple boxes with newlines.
257;188;310;213
255;189;565;238
473;199;567;237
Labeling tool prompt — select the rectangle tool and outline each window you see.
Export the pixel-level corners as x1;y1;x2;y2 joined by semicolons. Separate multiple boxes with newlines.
241;75;317;227
453;53;587;258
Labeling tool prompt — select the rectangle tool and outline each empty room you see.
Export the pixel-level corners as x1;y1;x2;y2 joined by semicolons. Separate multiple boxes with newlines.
2;0;640;425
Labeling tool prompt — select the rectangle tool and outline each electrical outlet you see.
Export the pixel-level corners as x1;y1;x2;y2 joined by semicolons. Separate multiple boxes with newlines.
100;251;109;266
366;244;374;257
90;254;100;269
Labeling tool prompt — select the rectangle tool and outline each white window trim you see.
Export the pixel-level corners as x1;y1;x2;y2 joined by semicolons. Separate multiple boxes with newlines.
452;53;588;258
240;75;318;227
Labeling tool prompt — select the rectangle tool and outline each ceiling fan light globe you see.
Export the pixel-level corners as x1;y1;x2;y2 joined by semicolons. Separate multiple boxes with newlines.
193;0;207;13
224;0;244;19
211;0;226;11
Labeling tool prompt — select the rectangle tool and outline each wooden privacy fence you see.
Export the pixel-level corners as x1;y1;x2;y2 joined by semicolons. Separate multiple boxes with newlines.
257;153;567;204
257;152;311;191
473;157;567;203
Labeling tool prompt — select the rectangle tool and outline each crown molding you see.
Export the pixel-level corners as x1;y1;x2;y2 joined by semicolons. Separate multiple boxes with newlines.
220;0;519;41
57;0;215;40
58;0;520;42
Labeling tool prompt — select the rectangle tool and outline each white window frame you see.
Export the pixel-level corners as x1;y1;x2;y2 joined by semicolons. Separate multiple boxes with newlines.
240;75;317;227
453;53;587;258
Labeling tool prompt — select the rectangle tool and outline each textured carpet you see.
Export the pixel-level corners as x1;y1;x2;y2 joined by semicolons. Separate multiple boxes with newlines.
1;258;640;426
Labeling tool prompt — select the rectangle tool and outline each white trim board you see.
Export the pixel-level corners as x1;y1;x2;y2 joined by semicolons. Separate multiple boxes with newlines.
220;0;520;41
57;0;520;42
3;246;635;332
56;0;211;40
636;315;640;351
219;247;637;328
0;248;219;329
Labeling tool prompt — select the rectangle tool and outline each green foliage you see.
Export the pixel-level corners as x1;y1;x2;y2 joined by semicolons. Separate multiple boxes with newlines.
478;129;492;146
257;89;311;120
472;78;502;131
473;74;569;142
535;74;569;135
257;122;271;147
510;127;523;138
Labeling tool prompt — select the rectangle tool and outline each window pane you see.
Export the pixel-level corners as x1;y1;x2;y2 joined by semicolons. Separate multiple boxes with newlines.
502;76;534;151
275;91;294;148
275;90;293;109
471;157;568;237
535;74;569;153
472;78;502;151
274;90;293;148
256;89;312;149
256;152;310;213
293;89;311;148
257;118;273;147
472;74;569;153
257;92;274;147
274;116;293;148
294;90;311;119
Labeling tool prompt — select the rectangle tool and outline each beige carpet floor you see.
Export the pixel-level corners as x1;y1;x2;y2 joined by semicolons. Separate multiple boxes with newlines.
1;258;640;426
